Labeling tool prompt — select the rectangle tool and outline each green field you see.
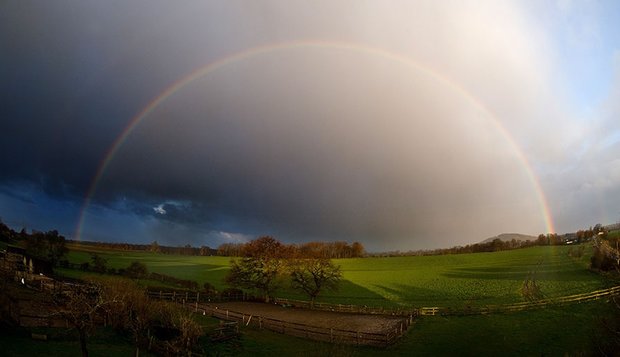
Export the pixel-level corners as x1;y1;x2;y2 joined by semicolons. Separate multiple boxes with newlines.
51;243;620;355
62;244;608;308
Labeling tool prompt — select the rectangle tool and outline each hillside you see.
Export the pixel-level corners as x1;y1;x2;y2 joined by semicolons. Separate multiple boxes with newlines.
481;233;537;244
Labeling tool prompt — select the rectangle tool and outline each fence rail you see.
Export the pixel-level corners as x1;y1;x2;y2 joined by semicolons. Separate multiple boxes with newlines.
423;285;620;316
149;284;620;319
186;302;411;347
272;297;414;316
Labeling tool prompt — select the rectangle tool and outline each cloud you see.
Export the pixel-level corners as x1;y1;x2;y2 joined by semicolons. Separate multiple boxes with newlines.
153;204;166;215
3;1;619;250
92;42;550;251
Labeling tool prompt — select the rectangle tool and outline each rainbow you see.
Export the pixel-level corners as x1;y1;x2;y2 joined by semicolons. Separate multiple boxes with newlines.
74;40;555;241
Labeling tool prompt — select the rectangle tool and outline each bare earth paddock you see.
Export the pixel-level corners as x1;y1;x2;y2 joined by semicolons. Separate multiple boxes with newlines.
207;301;403;334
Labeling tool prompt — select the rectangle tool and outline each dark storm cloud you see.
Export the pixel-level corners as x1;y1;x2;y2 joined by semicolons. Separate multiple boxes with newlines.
0;1;234;197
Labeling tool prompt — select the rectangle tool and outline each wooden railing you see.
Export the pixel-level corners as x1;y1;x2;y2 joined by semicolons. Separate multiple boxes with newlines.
186;302;412;347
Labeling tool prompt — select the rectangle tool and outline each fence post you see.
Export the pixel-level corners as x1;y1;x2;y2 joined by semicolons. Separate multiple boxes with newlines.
197;291;200;303
159;291;162;300
259;316;262;329
330;328;333;343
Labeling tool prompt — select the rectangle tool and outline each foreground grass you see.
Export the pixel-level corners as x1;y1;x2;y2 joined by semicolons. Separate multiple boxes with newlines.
3;299;614;356
196;299;615;356
0;326;152;357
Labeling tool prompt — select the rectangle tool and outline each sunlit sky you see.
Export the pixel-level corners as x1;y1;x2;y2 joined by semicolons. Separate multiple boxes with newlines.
1;1;620;251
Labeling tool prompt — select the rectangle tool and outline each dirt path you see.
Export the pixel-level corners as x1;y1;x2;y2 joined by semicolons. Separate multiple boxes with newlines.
205;301;403;333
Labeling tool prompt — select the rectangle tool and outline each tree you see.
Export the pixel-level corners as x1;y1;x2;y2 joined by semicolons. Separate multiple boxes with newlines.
350;242;366;257
289;258;342;307
90;277;203;356
125;261;148;279
149;241;160;253
225;236;285;302
161;305;203;356
90;254;108;274
53;283;106;357
591;239;619;271
98;278;153;357
24;229;67;265
521;272;543;301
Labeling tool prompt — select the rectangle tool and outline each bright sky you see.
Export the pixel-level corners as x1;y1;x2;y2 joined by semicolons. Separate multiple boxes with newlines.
1;1;619;251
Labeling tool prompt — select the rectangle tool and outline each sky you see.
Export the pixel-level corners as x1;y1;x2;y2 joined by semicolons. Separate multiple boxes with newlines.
1;1;620;252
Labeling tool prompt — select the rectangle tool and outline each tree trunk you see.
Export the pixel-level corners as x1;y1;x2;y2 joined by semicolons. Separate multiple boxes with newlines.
79;330;88;357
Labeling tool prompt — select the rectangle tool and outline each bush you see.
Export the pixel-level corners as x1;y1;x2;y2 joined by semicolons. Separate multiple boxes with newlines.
125;261;148;279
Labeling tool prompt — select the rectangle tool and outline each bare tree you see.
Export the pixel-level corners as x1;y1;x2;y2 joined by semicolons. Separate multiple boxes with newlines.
97;277;154;357
289;258;342;307
53;284;106;357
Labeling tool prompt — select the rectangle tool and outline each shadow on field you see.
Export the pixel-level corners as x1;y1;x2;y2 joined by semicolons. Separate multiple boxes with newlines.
442;263;593;282
318;279;394;306
370;283;443;306
441;267;529;281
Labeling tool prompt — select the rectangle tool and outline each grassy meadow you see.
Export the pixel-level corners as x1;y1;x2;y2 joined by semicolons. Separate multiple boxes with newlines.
62;243;608;309
17;242;620;355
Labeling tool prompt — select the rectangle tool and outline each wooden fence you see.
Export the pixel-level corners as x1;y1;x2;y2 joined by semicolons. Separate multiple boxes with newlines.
146;290;246;304
149;284;620;319
272;297;414;316
422;285;620;316
187;302;412;347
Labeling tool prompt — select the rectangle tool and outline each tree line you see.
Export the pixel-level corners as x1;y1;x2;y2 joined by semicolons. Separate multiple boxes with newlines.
217;240;365;258
368;232;595;257
66;239;218;256
0;220;69;266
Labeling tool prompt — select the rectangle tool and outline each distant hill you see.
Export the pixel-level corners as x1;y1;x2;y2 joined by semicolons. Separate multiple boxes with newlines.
481;233;537;244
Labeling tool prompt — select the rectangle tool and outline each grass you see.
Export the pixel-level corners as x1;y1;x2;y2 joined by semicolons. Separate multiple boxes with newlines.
2;234;618;357
63;243;609;308
190;299;616;356
13;242;620;355
63;243;232;290
326;245;608;308
0;326;153;357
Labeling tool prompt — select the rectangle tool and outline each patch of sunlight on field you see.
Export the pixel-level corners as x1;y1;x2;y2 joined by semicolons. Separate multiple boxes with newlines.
332;245;607;307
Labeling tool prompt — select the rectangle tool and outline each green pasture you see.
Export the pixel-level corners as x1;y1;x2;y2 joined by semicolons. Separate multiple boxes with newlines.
14;243;620;356
196;300;616;356
328;245;608;308
63;244;608;308
62;244;231;289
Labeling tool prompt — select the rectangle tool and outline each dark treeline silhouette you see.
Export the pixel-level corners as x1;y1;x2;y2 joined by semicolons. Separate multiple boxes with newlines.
0;219;68;266
217;240;366;258
65;239;218;256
